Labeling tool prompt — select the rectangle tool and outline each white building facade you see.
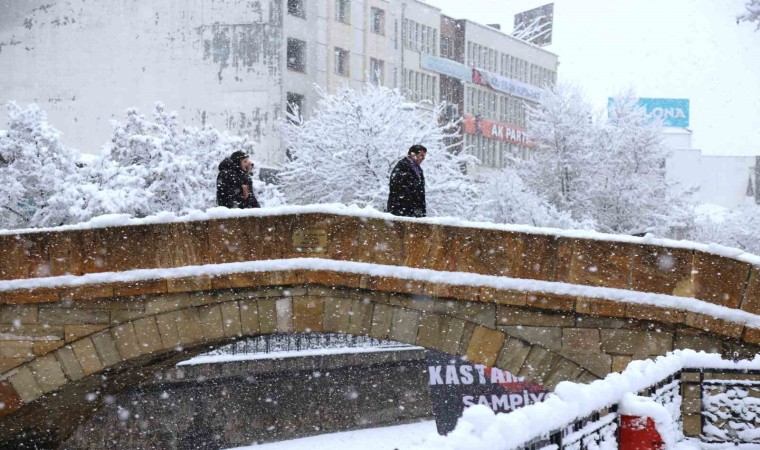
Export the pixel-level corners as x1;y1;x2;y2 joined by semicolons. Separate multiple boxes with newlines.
1;0;558;169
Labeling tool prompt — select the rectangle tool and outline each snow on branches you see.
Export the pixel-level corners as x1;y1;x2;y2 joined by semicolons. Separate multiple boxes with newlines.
517;85;692;236
0;102;79;228
738;0;760;30
280;84;480;217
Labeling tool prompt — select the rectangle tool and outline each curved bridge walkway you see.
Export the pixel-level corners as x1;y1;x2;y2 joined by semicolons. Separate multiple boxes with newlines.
0;207;758;445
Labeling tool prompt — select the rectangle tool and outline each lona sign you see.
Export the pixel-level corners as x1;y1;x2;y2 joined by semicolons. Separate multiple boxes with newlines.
608;97;690;127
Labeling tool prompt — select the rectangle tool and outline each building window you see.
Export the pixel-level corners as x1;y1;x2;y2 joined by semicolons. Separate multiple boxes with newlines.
287;0;305;18
370;58;384;85
371;7;385;35
334;47;349;77
287;38;306;72
286;92;305;123
336;0;350;24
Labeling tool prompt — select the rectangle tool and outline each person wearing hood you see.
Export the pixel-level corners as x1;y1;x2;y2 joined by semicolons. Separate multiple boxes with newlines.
216;151;261;209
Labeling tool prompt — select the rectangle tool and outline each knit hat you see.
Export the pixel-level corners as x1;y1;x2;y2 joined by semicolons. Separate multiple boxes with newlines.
230;151;249;164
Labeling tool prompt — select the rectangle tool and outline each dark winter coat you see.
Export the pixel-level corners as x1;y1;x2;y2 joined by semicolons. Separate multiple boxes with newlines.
216;158;261;209
387;157;426;217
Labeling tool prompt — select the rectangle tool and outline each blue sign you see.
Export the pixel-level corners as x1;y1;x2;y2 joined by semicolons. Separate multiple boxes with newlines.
608;97;690;127
420;54;473;82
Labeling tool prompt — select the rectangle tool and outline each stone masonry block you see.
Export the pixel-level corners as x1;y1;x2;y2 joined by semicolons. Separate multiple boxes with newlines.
54;346;85;381
369;303;394;340
33;341;64;356
498;306;575;327
239;300;260;336
526;293;576;312
559;350;612;378
8;366;43;404
389;308;421;345
38;308;110;325
348;299;374;336
0;341;34;359
562;328;601;352
417;314;465;354
0;305;38;324
5;288;59;305
600;329;673;357
685;312;743;339
626;304;686;324
322;297;353;333
495;337;531;375
64;324;108;343
435;298;495;327
480;287;527;307
543;359;584;391
175;308;205;346
58;284;114;302
518;346;559;385
465;326;505;367
257;299;278;334
70;337;103;376
28;354;67;393
275;298;293;333
145;293;191;315
500;326;562;351
198;305;225;341
692;251;751;308
576;297;626;318
167;276;213;294
112;279;168;298
155;312;181;350
132;317;163;355
91;330;122;368
220;301;243;338
293;297;325;333
111;323;142;360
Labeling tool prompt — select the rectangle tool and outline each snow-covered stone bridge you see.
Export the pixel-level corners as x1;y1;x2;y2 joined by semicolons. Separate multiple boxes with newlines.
0;205;759;446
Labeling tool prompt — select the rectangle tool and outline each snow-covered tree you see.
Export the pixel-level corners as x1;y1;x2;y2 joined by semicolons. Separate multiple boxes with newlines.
516;83;598;223
280;84;480;217
475;166;595;229
597;93;693;235
517;86;692;236
0;102;79;228
738;0;760;30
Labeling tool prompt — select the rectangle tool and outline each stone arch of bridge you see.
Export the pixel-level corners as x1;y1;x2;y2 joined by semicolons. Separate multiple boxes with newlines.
0;285;594;446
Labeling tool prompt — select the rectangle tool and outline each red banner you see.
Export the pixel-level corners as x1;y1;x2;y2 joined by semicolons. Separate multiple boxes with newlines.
463;114;533;147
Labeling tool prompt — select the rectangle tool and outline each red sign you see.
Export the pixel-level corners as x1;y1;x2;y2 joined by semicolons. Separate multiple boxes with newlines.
463;114;533;147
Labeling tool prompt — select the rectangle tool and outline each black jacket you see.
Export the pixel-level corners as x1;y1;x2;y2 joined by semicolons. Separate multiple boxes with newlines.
387;157;426;217
216;158;260;209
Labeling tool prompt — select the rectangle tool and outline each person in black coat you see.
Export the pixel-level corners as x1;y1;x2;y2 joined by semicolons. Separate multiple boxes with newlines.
387;144;427;217
216;151;261;209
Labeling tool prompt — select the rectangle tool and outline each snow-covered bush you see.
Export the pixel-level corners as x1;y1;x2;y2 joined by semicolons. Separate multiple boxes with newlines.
0;102;80;228
475;166;595;229
689;203;760;255
45;103;283;224
280;84;480;218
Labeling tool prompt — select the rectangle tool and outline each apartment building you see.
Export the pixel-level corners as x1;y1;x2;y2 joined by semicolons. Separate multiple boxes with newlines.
1;0;559;168
423;17;559;171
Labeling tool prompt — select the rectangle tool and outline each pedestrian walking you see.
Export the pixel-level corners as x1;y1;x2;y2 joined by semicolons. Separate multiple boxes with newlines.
387;144;427;217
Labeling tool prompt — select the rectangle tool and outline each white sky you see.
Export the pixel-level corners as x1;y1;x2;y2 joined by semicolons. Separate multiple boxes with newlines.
424;0;760;156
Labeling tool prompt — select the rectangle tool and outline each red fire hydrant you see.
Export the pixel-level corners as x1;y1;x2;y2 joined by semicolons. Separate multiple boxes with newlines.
619;415;665;450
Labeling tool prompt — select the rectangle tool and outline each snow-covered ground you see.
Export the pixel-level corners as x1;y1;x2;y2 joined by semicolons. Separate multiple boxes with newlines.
224;420;438;450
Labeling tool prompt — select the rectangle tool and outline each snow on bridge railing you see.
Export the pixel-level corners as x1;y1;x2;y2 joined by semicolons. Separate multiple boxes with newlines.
411;350;760;450
2;203;759;267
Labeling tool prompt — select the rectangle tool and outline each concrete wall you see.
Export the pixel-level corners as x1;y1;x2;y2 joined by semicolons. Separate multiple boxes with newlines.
61;350;432;449
0;0;284;163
